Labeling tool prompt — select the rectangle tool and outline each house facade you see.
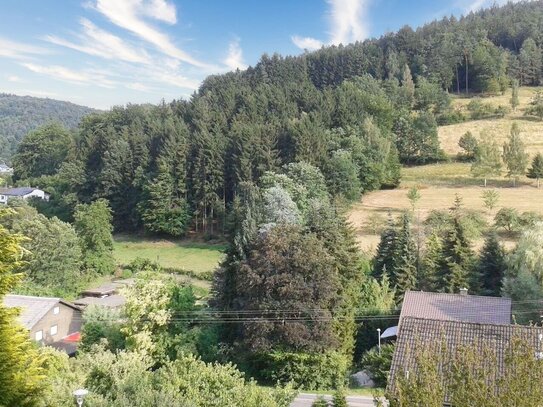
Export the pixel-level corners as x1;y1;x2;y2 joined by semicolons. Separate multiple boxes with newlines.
0;187;48;204
3;295;82;352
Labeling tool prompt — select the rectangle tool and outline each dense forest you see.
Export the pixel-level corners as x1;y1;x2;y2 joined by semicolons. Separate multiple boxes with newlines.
3;1;543;404
0;94;96;161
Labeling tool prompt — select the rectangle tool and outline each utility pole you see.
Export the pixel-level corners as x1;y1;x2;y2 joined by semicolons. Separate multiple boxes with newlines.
377;328;381;355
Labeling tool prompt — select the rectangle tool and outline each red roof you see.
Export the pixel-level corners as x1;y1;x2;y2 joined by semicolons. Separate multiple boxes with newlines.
62;332;81;343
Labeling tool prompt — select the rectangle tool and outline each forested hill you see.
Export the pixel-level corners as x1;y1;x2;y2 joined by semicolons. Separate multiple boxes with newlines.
0;93;96;161
13;0;543;236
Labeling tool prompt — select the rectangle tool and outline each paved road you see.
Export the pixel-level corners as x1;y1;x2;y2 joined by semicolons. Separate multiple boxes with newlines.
290;393;377;407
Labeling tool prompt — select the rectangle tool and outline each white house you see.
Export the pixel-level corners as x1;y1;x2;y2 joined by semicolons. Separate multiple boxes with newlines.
0;187;49;204
0;164;13;174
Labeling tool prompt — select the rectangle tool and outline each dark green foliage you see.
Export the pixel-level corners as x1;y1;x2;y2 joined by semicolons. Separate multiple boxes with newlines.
74;199;115;275
373;214;397;280
12;122;73;181
360;343;395;387
527;152;543;187
494;207;520;233
325;150;360;201
420;232;443;292
478;232;506;296
392;213;418;299
0;93;95;161
394;111;443;164
458;131;478;161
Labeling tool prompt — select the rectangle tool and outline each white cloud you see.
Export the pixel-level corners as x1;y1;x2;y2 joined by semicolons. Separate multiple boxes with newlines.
22;63;116;88
291;0;371;51
92;0;210;68
45;18;150;64
291;35;323;51
0;37;48;60
223;38;247;71
327;0;370;45
126;82;150;92
7;75;23;82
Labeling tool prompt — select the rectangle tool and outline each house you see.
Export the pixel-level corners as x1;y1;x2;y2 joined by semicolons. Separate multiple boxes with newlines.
0;163;13;174
0;187;49;204
73;294;126;309
380;289;512;341
387;317;543;404
3;294;82;354
74;280;133;309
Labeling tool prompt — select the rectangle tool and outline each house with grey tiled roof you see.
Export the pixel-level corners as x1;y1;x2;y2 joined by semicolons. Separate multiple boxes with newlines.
0;187;48;204
387;317;543;404
3;294;82;354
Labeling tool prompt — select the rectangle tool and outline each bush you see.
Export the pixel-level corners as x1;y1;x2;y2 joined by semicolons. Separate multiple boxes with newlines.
332;387;348;407
260;351;350;390
312;396;329;407
494;207;520;233
359;344;395;387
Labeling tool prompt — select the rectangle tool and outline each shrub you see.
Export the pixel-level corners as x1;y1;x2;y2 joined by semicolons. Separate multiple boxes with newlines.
260;351;350;390
359;344;395;387
494;207;520;233
312;396;329;407
332;387;348;407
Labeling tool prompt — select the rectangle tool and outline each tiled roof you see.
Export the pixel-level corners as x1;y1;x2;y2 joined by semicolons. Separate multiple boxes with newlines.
74;294;126;308
388;317;543;401
0;187;37;196
3;294;60;329
400;291;512;325
81;283;118;297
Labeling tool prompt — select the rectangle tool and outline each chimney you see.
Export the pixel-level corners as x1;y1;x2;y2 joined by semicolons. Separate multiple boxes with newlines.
459;287;468;296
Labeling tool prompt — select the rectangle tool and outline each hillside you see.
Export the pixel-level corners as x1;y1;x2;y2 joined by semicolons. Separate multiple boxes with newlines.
0;93;96;161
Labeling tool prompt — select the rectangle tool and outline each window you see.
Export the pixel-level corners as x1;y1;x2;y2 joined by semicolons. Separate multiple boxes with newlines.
53;306;60;315
50;325;58;336
35;330;43;341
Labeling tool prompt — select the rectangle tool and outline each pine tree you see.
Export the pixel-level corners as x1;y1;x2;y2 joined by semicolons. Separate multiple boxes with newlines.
478;231;506;296
510;79;519;111
527;152;543;188
438;218;476;293
420;232;443;291
373;213;397;281
503;123;528;186
392;213;418;299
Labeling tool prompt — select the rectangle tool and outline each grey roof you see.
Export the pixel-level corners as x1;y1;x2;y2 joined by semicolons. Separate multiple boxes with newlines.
400;291;512;325
74;295;126;308
4;294;60;329
81;283;119;297
388;317;543;402
0;187;38;196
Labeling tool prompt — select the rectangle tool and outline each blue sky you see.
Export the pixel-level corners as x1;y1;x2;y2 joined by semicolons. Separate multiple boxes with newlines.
0;0;515;109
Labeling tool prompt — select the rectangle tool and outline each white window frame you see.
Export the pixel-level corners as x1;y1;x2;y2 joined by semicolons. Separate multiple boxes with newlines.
53;306;60;315
35;330;43;341
50;325;58;336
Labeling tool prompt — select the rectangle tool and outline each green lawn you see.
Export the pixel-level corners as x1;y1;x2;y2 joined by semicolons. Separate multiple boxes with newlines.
113;235;226;274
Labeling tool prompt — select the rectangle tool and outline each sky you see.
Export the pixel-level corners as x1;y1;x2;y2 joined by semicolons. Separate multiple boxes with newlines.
0;0;518;109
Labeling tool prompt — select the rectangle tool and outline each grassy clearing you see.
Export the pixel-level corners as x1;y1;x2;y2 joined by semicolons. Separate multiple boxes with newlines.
113;235;226;275
440;87;543;157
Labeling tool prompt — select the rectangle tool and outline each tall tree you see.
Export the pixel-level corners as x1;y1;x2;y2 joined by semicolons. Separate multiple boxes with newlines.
392;213;418;299
419;232;443;292
373;214;397;281
471;131;502;187
527;152;543;188
519;38;542;86
502;123;528;186
74;199;115;275
478;231;506;296
510;79;519;111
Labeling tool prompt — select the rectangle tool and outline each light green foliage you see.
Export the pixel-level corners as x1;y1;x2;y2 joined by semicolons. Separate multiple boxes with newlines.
12;122;73;181
407;186;420;211
471;130;502;186
261;186;301;226
494;207;520;232
0;209;48;406
458;131;478;160
360;344;395;388
74;199;115;275
311;396;329;407
332;386;348;407
502;123;528;183
510;79;519;110
525;90;543;120
80;304;125;352
481;189;499;213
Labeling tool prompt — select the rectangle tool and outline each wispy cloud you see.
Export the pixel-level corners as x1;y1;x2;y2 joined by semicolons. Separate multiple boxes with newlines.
22;63;116;88
45;18;150;64
291;35;323;51
7;75;23;83
91;0;210;68
291;0;371;51
223;38;247;71
0;37;49;60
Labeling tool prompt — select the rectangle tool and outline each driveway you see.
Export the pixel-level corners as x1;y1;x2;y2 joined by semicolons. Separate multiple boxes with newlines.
290;393;377;407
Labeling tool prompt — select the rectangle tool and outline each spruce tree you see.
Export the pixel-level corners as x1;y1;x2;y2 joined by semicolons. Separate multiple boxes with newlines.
527;152;543;188
510;79;519;111
392;213;418;299
420;232;443;291
373;213;397;280
503;123;528;186
478;231;506;296
438;218;476;293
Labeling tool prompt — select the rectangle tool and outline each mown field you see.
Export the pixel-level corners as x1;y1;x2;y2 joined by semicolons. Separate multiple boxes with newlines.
113;235;226;274
349;87;543;253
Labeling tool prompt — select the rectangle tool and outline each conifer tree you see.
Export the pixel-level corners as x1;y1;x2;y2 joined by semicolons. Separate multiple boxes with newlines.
373;213;397;281
503;123;528;186
510;79;519;111
420;232;443;291
478;231;506;296
401;64;415;106
393;213;418;299
527;152;543;188
438;218;476;293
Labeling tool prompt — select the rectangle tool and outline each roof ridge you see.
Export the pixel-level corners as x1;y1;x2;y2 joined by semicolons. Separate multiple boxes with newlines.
403;316;541;330
5;294;60;301
405;290;511;302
